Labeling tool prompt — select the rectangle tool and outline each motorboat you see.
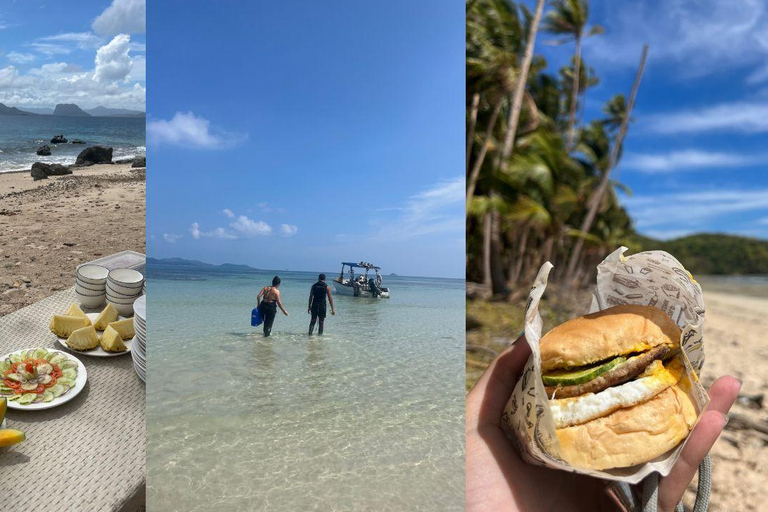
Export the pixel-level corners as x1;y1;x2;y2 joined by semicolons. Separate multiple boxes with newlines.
332;261;390;298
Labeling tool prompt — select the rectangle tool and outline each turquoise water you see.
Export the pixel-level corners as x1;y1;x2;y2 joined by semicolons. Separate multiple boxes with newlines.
0;116;145;172
146;268;465;511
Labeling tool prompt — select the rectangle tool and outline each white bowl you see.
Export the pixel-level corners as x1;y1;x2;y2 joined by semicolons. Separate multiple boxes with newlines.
76;279;106;293
107;298;134;317
76;283;106;297
108;269;144;287
106;280;143;298
77;264;109;285
77;291;106;308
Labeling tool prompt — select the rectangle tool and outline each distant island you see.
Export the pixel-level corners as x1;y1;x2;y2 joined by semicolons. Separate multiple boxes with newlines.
0;102;145;117
147;257;261;273
634;233;768;275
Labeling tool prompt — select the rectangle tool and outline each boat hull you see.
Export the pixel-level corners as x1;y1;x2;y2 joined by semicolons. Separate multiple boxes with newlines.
333;278;390;298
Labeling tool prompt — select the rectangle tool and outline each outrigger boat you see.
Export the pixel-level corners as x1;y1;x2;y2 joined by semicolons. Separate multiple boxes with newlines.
333;262;391;298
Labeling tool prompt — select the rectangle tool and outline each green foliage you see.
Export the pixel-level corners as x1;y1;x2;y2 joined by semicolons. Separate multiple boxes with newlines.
633;234;768;275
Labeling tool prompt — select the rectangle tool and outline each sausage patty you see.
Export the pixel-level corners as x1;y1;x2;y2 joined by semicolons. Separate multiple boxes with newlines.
544;345;671;399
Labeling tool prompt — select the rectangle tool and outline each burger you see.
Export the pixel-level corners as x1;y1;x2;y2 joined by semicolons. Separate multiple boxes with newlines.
539;304;697;470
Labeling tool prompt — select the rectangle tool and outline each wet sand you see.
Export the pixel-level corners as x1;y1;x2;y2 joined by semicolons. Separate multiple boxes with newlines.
0;162;145;316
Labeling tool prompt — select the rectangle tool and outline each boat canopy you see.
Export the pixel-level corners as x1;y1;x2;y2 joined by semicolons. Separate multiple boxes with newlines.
341;261;381;271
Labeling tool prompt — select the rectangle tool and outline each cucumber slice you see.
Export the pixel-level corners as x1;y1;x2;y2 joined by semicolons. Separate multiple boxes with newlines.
43;391;54;403
17;393;37;404
32;348;48;359
50;384;67;398
0;361;10;373
0;387;14;395
60;361;78;369
9;354;22;364
58;378;76;388
62;368;77;380
41;351;56;361
5;373;21;383
542;356;626;387
8;394;22;402
50;354;68;366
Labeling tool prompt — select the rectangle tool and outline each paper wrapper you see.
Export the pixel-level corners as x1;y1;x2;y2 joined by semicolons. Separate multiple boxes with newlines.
501;247;710;483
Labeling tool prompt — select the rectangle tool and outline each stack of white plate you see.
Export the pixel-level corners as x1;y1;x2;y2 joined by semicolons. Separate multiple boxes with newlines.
76;264;108;308
107;269;144;316
132;295;146;382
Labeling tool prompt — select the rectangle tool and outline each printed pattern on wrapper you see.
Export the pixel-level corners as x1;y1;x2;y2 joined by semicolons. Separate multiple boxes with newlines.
501;247;711;483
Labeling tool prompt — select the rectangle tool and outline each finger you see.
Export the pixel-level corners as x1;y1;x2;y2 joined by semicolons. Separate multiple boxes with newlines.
467;335;531;430
658;376;740;511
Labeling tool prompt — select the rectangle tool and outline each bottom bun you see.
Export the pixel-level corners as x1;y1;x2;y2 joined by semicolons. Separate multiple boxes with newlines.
555;385;697;470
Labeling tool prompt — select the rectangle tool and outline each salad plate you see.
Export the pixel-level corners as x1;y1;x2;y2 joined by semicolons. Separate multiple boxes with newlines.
1;348;87;410
55;313;133;357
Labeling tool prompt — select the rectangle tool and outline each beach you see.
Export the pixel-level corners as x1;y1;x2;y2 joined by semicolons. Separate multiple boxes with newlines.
467;281;768;511
0;162;145;316
688;291;768;512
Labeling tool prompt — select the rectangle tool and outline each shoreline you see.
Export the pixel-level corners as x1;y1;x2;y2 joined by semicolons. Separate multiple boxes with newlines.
0;162;146;316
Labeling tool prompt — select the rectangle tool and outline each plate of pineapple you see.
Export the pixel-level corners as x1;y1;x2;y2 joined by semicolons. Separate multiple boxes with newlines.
50;303;134;357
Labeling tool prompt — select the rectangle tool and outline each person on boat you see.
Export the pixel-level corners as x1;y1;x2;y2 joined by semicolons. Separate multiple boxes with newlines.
308;273;335;335
257;276;288;337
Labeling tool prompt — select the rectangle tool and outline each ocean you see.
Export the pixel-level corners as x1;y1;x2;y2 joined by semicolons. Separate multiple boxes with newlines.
146;266;465;511
695;274;768;299
0;115;145;173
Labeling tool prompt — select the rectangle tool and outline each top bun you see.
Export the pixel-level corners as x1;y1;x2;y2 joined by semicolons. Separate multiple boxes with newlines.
540;305;681;372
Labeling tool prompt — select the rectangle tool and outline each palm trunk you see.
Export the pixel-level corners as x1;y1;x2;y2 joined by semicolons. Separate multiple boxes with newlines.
489;196;508;296
565;45;648;285
466;98;503;212
467;93;480;173
483;212;492;287
565;36;582;152
494;0;546;174
510;224;531;285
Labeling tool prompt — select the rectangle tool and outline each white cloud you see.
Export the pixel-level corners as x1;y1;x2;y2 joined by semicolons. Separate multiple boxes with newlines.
189;222;238;240
231;215;272;236
94;34;133;83
360;177;464;241
6;52;35;64
148;112;246;149
40;32;103;49
29;43;71;56
127;55;145;82
281;224;298;237
92;0;146;36
645;101;768;134
622;150;766;173
757;216;768;226
586;0;768;80
626;188;768;235
163;233;182;243
222;208;235;218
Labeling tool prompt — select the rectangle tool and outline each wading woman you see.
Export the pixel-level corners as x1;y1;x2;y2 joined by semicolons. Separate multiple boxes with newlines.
257;276;289;337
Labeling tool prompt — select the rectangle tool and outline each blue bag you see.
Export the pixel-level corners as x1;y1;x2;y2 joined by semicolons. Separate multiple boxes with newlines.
251;307;263;326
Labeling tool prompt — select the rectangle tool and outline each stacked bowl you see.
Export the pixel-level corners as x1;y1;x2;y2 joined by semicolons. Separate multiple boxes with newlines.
132;295;146;382
76;264;108;308
106;269;144;317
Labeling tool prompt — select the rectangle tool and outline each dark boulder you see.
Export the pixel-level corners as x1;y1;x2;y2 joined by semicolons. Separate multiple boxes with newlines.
71;139;86;144
51;135;67;144
74;146;113;166
31;162;72;178
36;145;51;156
31;165;48;181
131;156;146;168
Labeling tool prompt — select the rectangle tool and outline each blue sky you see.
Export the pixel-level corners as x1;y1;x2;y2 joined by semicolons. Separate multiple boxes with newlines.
525;0;768;241
0;0;145;109
148;0;464;278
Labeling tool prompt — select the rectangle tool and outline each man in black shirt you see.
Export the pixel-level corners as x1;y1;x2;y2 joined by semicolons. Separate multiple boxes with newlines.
308;273;335;335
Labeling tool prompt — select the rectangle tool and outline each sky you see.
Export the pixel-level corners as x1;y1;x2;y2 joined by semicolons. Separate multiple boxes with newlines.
525;0;768;241
0;0;145;109
147;0;464;278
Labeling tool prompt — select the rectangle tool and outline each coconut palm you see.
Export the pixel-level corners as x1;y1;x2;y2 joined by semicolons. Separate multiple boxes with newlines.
543;0;604;151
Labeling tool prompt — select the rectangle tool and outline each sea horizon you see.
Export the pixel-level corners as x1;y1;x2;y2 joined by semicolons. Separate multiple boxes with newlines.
0;115;145;173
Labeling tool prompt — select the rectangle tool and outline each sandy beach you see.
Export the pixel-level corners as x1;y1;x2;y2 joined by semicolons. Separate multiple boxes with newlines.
0;162;145;316
685;291;768;511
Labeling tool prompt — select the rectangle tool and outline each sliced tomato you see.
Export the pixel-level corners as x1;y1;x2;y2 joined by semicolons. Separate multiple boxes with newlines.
25;363;35;374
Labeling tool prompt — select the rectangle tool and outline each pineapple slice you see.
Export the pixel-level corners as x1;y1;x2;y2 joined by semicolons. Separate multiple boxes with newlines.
66;325;100;351
94;304;119;331
50;315;90;338
108;318;135;340
100;325;126;352
65;303;92;326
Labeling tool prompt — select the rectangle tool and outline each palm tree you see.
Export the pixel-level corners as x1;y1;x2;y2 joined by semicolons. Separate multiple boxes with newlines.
564;44;648;285
543;0;604;151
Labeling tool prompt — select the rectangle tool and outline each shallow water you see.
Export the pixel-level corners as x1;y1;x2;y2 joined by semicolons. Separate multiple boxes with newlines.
695;275;768;299
0;116;145;172
146;268;465;511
